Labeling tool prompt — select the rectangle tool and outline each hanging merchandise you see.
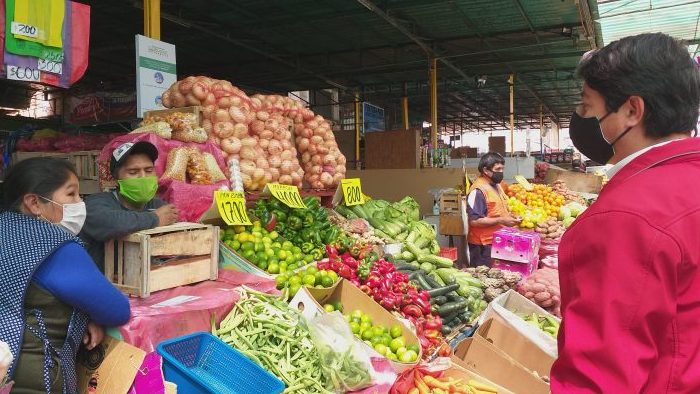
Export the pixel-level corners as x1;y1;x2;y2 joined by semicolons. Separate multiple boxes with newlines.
4;0;63;61
13;0;65;48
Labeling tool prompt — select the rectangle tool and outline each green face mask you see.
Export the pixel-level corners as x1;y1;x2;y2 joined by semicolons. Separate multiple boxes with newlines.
118;176;158;205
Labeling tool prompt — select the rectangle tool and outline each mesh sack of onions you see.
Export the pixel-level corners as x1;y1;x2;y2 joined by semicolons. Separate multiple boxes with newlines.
295;114;347;189
250;94;313;122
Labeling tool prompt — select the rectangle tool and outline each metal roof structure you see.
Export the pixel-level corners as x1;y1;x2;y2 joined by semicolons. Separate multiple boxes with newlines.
7;0;605;132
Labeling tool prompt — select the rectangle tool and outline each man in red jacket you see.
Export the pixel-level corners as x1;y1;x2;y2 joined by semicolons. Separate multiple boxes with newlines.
552;33;700;393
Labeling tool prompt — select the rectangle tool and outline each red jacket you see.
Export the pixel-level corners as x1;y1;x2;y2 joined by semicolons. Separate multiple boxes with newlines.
552;138;700;393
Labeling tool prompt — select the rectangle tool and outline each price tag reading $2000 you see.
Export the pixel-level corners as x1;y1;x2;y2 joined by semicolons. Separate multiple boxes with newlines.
215;191;252;226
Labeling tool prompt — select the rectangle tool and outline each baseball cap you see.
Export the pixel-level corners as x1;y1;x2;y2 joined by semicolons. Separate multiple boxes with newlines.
110;141;159;175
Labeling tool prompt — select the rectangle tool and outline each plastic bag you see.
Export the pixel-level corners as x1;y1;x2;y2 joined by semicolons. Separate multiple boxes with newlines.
127;352;165;394
306;312;374;392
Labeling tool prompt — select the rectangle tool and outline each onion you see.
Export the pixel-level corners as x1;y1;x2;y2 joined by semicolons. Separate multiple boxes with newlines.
297;138;310;152
172;91;186;107
338;155;347;165
333;173;344;184
256;157;269;169
309;165;322;175
214;122;234;138
311;136;324;145
301;152;311;163
240;146;257;161
251;120;265;134
269;156;282;168
317;145;329;155
221;137;242;154
214;108;230;122
192;82;208;101
264;171;273;183
265;119;279;131
294;123;305;134
280;150;294;161
335;164;345;174
257;111;270;122
231;96;243;108
242;173;253;189
253;168;265;181
320;172;334;186
279;175;293;185
208;135;221;146
307;120;318;130
229;106;247;124
311;155;322;165
291;172;302;185
241;137;257;147
269;168;280;180
233;123;249;138
310;181;324;189
202;105;216;120
179;76;196;94
280;160;294;175
259;130;274;140
259;139;270;149
268;140;282;156
308;144;318;155
239;160;256;175
161;91;172;108
252;97;263;109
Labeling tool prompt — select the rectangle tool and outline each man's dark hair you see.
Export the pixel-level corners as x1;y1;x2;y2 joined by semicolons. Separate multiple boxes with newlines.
2;157;77;212
478;152;505;173
577;33;700;138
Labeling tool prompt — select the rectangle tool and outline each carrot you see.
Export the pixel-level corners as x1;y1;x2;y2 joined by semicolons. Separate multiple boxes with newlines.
408;388;420;394
415;374;432;394
468;379;498;393
424;375;451;390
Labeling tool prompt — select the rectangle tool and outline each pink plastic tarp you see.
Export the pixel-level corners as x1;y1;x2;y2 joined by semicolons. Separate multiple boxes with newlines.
118;269;278;353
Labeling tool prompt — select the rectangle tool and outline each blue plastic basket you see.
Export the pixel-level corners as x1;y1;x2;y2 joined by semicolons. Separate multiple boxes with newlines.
157;332;285;394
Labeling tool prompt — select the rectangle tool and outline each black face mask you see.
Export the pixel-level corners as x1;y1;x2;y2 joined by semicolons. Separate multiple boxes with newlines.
490;171;504;184
569;111;632;165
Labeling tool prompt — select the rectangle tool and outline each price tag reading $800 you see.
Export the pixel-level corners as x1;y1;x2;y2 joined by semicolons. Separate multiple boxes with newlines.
341;178;365;206
215;191;252;226
267;183;307;209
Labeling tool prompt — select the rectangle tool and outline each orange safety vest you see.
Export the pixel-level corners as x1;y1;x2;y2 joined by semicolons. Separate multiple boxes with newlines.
467;175;511;245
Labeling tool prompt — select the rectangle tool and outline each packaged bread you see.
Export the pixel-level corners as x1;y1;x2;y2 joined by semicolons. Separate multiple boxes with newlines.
162;147;189;182
187;150;213;185
131;121;172;139
203;152;226;182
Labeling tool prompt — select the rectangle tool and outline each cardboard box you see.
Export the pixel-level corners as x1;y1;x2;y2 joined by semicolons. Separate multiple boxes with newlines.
288;279;421;371
477;316;555;378
452;336;550;394
478;290;560;358
442;361;515;394
77;336;147;394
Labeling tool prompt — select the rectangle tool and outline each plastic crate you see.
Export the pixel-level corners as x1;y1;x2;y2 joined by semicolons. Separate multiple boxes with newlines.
439;247;458;261
157;332;285;394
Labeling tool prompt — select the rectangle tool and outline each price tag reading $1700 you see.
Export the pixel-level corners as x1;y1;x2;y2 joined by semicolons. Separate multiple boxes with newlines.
341;178;365;206
215;191;252;226
267;183;307;209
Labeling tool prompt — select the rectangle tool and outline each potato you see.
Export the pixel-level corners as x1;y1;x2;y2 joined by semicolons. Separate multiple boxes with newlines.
534;291;552;302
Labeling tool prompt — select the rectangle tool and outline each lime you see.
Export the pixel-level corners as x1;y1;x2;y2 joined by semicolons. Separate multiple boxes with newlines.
230;240;241;251
361;328;374;341
237;233;247;243
396;347;407;359
400;350;418;363
265;248;275;258
351;310;363;320
333;302;343;312
285;254;296;264
293;252;303;262
272;242;282;249
254;242;264;252
314;271;324;283
374;343;388;356
327;271;339;282
374;325;386;335
279;261;287;271
371;336;384;346
275;275;287;290
256;251;268;262
269;231;279;240
390;337;406;353
277;250;288;260
252;230;262;238
292;246;302;254
288;276;302;287
262;237;272;245
360;314;372;325
390;325;403;339
372;327;384;338
302;274;316;287
343;314;352;323
267;263;280;274
305;266;319;275
288;263;299;272
359;321;372;332
407;344;421;354
282;241;294;250
288;283;301;297
349;321;360;334
386;352;398;361
303;254;315;263
233;225;245;234
323;303;335;312
380;335;392;347
320;276;334;287
241;241;255;251
257;261;268;271
315;284;324;289
242;249;256;260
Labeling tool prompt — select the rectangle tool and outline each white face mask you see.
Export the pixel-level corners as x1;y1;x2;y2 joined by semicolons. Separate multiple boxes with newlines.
41;197;87;235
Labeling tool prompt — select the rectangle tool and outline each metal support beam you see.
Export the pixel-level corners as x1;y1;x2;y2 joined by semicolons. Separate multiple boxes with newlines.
401;96;409;130
509;74;515;154
430;58;438;147
143;0;160;39
354;93;361;167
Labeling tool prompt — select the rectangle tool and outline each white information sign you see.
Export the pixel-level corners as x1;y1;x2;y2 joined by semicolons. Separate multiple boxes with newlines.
135;35;176;118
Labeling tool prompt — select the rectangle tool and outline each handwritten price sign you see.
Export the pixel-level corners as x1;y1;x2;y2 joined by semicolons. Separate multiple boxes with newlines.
341;178;365;206
266;183;306;209
6;65;40;82
215;191;252;226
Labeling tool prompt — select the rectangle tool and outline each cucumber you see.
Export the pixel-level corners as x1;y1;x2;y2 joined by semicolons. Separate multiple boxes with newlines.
423;273;442;289
414;272;433;290
436;268;457;285
446;294;467;303
427;284;460;298
395;263;418;271
438;300;469;317
441;325;453;336
420;262;435;273
431;295;448;305
442;310;460;324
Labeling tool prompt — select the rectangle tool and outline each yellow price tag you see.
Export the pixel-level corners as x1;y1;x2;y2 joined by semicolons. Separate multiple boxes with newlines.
341;178;365;206
267;183;306;209
215;191;252;226
514;175;534;191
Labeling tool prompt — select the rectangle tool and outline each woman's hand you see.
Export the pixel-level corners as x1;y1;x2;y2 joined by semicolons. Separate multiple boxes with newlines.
82;322;104;350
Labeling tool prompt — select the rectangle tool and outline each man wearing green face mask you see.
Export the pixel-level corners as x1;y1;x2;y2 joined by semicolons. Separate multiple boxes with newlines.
80;141;179;272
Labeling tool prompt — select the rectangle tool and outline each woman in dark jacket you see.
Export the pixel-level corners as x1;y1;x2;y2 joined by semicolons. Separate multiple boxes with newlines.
0;158;131;393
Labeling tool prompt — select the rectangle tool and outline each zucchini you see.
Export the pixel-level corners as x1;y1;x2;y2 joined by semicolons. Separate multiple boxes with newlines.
401;251;415;262
417;254;454;268
431;295;448;305
436;268;457;285
395;263;419;271
413;272;433;290
408;271;421;281
427;284;460;298
420;262;435;273
438;300;469;317
423;273;442;289
441;325;453;336
455;276;483;288
446;294;467;303
405;242;427;260
429;271;446;287
334;206;358;219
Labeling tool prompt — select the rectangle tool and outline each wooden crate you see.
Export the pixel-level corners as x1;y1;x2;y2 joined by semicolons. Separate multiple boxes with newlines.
12;151;70;164
143;106;201;125
439;191;462;214
105;223;219;298
69;150;99;180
